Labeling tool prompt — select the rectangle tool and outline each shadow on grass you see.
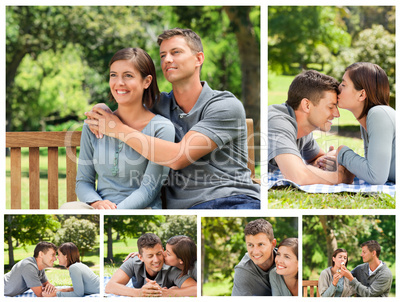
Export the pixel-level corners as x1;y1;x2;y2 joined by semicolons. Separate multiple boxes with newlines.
329;124;361;138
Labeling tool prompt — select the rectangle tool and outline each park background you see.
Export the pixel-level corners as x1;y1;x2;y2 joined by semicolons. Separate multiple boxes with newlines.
201;216;298;296
268;6;395;208
303;215;396;297
103;215;197;278
4;214;100;287
5;6;261;208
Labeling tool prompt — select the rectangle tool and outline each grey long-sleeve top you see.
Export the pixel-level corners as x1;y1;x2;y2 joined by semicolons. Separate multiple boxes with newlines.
318;267;355;297
56;262;99;297
338;105;395;185
76;115;175;209
269;267;292;296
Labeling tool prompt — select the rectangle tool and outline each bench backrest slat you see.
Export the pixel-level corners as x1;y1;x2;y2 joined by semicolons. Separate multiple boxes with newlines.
302;280;320;297
48;147;59;209
10;147;22;209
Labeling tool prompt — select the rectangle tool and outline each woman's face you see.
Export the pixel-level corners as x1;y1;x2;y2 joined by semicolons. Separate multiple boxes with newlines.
338;71;364;112
57;250;68;267
109;60;150;105
333;252;348;268
164;244;182;268
275;246;298;277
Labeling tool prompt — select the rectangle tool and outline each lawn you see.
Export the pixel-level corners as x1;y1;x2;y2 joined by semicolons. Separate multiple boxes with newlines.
268;74;395;209
104;237;138;277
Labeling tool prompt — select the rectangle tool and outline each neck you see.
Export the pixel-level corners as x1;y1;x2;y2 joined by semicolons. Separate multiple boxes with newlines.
115;102;153;130
368;258;381;271
172;79;203;113
258;256;274;272
294;111;314;139
35;258;45;271
283;274;298;296
145;266;159;278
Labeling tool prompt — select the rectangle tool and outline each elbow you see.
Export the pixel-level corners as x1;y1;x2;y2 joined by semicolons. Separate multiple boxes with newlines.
169;157;191;170
105;283;113;294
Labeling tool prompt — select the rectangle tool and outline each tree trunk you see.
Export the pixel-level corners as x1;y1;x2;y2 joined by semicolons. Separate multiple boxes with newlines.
7;216;15;267
107;225;114;262
223;6;260;163
319;216;337;267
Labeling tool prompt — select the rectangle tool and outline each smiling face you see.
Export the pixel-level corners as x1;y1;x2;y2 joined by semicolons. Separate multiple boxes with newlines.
246;233;276;271
307;90;340;132
40;248;57;269
332;252;348;269
109;60;151;106
139;244;165;277
275;245;298;278
159;36;202;84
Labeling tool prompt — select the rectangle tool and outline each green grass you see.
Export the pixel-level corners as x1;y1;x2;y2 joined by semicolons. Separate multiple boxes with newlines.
104;237;138;277
203;279;232;296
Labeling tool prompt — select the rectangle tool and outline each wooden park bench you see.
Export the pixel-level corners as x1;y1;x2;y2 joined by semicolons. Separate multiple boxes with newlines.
6;119;258;209
303;280;320;297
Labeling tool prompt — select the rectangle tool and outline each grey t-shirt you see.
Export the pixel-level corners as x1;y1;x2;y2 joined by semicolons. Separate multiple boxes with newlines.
268;103;320;171
269;267;292;296
76;115;175;209
231;252;276;296
338;105;395;184
4;257;47;296
119;256;190;289
56;262;100;297
152;81;260;208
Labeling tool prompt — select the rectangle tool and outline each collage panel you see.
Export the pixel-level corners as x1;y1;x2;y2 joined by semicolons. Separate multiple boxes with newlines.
103;214;197;297
4;214;100;297
302;215;395;297
268;6;396;209
201;216;298;297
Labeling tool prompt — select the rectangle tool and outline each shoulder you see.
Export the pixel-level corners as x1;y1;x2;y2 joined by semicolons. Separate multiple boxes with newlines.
235;254;255;272
151;115;174;129
367;105;395;121
379;263;393;277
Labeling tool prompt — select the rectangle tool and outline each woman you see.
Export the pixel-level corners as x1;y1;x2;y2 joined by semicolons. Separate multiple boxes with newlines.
321;62;395;185
164;236;197;281
269;238;298;296
43;242;99;297
318;248;355;297
74;48;175;209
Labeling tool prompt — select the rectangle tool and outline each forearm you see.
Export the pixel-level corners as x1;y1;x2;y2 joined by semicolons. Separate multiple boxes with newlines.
105;282;142;297
305;165;342;185
163;285;197;297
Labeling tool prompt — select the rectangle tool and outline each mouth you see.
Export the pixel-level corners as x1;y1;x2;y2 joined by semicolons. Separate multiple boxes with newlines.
251;254;263;261
165;67;177;72
116;90;129;95
276;265;286;270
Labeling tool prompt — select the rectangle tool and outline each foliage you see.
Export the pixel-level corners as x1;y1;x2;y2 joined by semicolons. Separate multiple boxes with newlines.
302;215;395;279
54;216;98;259
202;217;298;296
157;215;197;244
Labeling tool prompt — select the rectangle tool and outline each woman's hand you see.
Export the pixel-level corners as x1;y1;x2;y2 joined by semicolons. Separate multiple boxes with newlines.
316;146;337;171
85;108;123;139
123;252;140;262
340;265;354;281
89;200;117;210
332;272;342;286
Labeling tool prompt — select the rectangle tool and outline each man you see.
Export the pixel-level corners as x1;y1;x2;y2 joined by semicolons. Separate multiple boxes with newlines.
105;233;196;297
86;28;260;209
232;219;277;296
340;240;393;297
4;242;57;297
268;70;354;185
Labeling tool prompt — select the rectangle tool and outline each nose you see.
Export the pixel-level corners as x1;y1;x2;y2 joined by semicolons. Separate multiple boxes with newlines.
164;53;173;63
333;106;340;118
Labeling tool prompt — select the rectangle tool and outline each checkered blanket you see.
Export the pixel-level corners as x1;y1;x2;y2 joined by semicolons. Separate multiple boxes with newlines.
268;170;395;197
8;286;100;298
104;276;133;297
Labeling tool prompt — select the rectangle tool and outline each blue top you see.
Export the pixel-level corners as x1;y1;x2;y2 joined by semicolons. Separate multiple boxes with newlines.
57;262;99;297
76;115;175;209
338;106;395;184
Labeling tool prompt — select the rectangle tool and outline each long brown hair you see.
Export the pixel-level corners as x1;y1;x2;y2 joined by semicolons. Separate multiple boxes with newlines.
167;235;197;277
331;248;348;267
58;242;80;268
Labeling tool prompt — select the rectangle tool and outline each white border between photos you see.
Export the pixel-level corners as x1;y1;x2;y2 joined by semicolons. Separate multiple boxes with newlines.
1;0;401;301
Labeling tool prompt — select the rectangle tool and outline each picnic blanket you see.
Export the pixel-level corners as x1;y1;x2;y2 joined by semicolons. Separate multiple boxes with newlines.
268;170;395;197
104;276;133;297
7;286;100;298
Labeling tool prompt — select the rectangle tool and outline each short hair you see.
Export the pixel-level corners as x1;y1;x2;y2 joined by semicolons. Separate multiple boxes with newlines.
244;219;274;241
58;242;80;268
137;233;162;255
157;28;203;54
278;237;298;260
109;47;160;108
33;242;57;258
361;240;381;258
331;248;348;267
345;62;390;119
286;70;339;110
167;235;197;277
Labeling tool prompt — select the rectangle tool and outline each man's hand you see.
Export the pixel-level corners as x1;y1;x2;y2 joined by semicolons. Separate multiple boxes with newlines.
123;252;139;262
316;146;337;171
337;165;355;184
139;279;162;297
86;103;113;138
85;108;123;139
90;200;117;210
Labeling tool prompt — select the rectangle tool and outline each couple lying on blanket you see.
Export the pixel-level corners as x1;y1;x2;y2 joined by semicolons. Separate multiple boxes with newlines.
105;233;197;297
268;62;395;186
4;242;99;297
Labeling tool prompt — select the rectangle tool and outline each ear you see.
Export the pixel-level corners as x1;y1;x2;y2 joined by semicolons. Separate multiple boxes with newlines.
143;75;152;89
195;52;204;68
358;89;366;102
300;98;311;113
272;238;277;248
138;253;144;262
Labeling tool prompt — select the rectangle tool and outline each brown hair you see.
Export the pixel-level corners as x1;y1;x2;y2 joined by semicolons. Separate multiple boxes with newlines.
286;70;339;110
244;219;274;241
345;62;390;119
361;240;381;258
33;242;57;258
167;235;197;277
109;47;159;108
278;237;298;260
331;248;348;267
137;233;162;255
58;242;80;268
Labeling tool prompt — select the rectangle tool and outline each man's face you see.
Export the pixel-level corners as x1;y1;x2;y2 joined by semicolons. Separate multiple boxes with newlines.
307;90;340;132
139;244;165;276
245;233;276;271
159;36;200;84
361;246;375;263
40;249;57;268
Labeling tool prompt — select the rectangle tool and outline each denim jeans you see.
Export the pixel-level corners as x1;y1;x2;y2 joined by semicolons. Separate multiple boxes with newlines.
189;194;260;209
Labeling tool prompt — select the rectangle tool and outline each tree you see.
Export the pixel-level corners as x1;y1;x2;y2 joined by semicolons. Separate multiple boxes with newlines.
53;216;98;260
157;215;197;244
4;215;60;267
